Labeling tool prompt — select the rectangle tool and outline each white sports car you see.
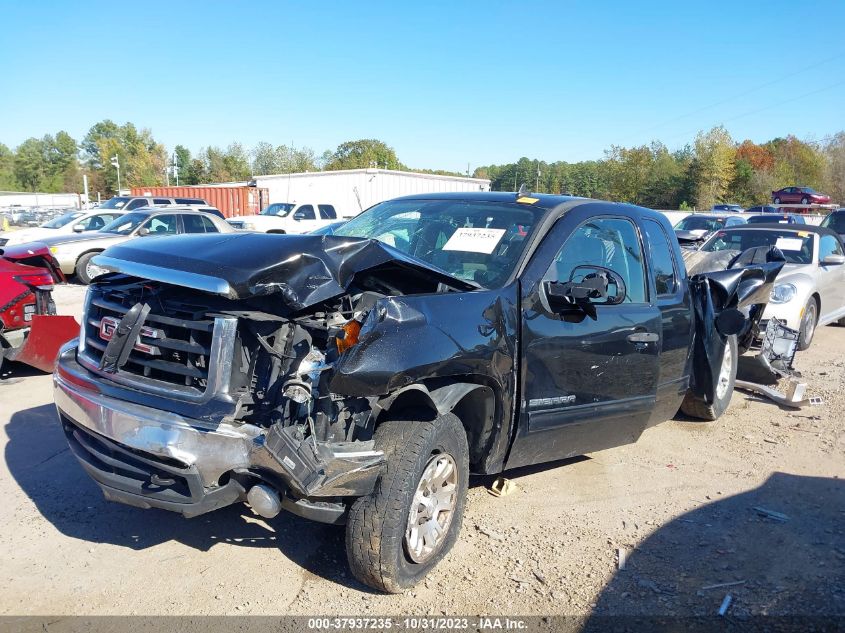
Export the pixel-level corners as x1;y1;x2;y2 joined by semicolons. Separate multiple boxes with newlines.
698;224;845;350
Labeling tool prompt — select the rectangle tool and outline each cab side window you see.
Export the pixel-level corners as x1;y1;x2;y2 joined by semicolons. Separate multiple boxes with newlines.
819;234;844;260
642;219;679;296
296;205;316;220
545;217;646;303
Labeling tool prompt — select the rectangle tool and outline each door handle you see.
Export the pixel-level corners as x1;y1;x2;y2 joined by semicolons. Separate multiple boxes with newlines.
627;332;659;343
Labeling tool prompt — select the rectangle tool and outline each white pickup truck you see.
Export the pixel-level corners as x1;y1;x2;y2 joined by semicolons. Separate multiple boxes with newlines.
227;202;339;234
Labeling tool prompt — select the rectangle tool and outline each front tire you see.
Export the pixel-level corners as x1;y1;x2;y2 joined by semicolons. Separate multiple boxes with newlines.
774;197;781;204
75;252;105;285
801;197;809;205
346;411;469;593
680;335;738;421
797;297;818;351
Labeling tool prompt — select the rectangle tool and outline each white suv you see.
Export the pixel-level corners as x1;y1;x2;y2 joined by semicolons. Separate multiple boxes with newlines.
227;202;338;234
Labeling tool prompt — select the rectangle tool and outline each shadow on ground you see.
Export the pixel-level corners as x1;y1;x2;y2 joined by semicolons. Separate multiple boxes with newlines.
4;402;367;590
5;400;596;592
588;472;845;621
0;359;47;382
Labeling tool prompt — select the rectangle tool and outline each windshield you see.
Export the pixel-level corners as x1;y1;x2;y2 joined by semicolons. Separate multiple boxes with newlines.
674;216;726;232
821;213;845;233
334;199;545;287
101;212;147;235
701;229;815;264
41;211;84;229
261;203;295;216
99;197;132;210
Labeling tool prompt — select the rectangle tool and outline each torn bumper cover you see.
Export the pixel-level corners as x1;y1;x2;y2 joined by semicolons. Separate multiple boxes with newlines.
688;259;785;404
54;344;384;519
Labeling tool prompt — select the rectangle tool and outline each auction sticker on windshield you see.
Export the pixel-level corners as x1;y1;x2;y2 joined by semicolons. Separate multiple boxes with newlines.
775;237;804;251
443;228;506;253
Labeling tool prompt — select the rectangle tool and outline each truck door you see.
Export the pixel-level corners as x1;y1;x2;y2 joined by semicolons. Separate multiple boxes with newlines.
507;209;662;469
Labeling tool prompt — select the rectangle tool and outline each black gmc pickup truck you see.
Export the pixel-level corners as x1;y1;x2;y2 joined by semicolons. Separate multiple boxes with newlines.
53;192;780;592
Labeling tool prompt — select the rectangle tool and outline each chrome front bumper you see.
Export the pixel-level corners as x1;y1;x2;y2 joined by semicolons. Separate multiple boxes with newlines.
54;343;384;518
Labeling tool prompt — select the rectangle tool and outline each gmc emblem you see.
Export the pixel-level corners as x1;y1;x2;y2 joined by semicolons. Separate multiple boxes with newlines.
99;316;161;356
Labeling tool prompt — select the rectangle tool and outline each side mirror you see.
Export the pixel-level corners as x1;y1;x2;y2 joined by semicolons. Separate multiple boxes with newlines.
822;254;845;265
137;227;150;236
72;224;85;232
293;211;307;221
543;265;627;320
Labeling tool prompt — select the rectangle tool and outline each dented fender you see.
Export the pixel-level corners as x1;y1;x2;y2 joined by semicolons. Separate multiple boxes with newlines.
330;286;520;473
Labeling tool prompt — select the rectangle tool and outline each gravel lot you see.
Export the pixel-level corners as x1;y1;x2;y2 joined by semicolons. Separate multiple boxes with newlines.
0;284;842;617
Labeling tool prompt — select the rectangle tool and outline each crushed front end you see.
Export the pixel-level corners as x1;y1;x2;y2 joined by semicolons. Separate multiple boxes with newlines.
53;233;485;523
55;278;387;523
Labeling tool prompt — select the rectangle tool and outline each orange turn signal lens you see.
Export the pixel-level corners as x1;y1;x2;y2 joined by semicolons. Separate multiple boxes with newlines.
336;319;362;354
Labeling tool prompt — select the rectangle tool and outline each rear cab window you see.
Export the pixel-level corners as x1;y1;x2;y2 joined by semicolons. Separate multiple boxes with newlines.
318;205;337;220
642;219;679;296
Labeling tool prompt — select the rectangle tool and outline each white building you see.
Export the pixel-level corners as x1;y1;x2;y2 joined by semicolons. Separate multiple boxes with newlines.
253;168;490;217
0;191;80;209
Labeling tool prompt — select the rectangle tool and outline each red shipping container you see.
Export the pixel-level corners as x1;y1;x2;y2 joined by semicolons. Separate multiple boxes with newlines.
130;186;270;218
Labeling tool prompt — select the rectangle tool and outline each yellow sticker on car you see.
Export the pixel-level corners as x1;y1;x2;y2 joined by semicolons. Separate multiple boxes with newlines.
516;196;539;204
797;231;810;237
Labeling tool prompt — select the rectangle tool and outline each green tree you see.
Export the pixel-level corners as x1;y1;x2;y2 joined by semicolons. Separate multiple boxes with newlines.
693;126;736;210
766;135;826;190
325;139;403;171
170;145;193;185
824;132;845;204
0;143;19;190
83;121;167;193
13;138;48;191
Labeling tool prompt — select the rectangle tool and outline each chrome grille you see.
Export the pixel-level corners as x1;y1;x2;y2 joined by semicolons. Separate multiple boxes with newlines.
78;287;237;403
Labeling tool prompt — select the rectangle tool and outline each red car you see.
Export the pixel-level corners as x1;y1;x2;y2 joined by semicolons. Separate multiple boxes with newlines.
771;186;831;205
0;259;56;370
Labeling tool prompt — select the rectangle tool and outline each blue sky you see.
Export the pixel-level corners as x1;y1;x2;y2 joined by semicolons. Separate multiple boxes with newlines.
2;0;844;172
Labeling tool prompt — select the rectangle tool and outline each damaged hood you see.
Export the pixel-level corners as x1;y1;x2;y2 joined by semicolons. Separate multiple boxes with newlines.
92;232;476;309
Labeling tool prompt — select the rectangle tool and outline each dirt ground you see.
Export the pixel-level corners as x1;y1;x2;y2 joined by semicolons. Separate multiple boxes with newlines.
0;284;842;617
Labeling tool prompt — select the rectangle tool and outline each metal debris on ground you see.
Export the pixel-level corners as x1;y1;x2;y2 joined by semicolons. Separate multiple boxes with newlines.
488;477;518;497
718;594;733;616
701;580;746;591
735;378;822;409
617;547;627;570
753;506;790;522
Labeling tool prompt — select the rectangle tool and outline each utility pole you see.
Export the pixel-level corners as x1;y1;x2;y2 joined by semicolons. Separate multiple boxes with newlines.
110;155;121;194
173;151;179;186
82;174;89;207
536;160;540;191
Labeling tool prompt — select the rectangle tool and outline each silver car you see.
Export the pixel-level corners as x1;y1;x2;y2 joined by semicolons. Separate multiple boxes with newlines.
16;208;234;284
698;224;845;349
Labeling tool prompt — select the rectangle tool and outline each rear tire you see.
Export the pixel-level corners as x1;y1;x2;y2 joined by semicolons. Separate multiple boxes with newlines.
797;297;818;351
801;197;809;205
345;411;469;593
680;335;738;421
75;252;104;285
774;197;781;204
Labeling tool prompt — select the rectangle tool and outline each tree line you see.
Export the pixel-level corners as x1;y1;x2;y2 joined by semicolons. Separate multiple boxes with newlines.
1;119;843;209
475;127;845;209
